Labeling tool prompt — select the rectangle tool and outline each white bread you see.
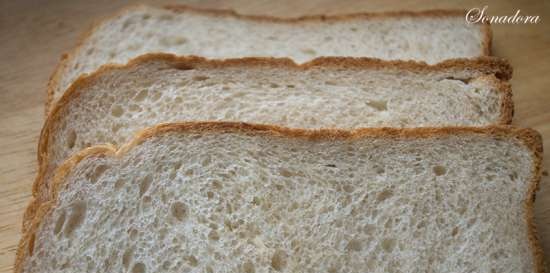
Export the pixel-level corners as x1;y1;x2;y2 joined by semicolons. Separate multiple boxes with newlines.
32;54;513;207
18;122;544;273
47;5;492;112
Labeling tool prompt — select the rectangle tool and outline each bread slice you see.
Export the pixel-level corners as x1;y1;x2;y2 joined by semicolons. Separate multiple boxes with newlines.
47;5;492;112
33;54;513;207
18;122;544;273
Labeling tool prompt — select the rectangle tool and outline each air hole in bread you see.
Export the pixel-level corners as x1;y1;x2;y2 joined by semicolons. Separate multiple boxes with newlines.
134;90;148;102
452;226;460;236
139;175;153;197
201;156;211;167
111;105;124;117
122;247;133;269
174;36;187;45
169;169;177;180
271;250;287;271
66;130;77;149
142;196;152;208
433;165;447;176
114;178;125;190
301;48;317;55
63;201;87;236
242;260;255;273
161;261;170;270
207;191;214;199
53;210;66;236
251;196;261;206
102;253;115;271
269;83;279;88
363;224;376;235
366;100;388;111
211;180;222;190
342;184;354;193
171;201;188;221
208;230;219;241
128;228;138;240
111;124;122;133
278;167;293;177
88;165;109;184
185;255;199;267
148;92;161;102
121;19;132;30
193;75;209;82
381;238;396;252
131;262;145;273
377;189;393;203
346;238;362;252
160;36;187;47
509;171;518;180
444;76;470;84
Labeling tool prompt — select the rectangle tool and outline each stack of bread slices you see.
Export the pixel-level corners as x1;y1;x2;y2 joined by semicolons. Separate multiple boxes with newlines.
16;5;545;273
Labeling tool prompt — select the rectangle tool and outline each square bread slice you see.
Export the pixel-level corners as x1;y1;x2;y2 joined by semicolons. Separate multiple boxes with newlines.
18;122;544;273
31;54;513;210
47;5;491;112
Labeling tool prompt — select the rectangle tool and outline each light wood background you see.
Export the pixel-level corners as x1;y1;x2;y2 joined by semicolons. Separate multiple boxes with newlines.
1;0;549;271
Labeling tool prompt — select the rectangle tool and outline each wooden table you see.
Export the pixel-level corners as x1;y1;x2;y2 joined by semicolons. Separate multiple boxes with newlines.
1;0;549;271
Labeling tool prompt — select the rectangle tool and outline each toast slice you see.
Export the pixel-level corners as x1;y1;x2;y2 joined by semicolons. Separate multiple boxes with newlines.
47;5;492;112
33;54;513;207
18;122;544;273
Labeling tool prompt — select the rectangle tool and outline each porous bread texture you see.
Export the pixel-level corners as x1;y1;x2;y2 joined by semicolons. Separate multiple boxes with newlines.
36;55;512;203
49;5;490;110
19;123;542;273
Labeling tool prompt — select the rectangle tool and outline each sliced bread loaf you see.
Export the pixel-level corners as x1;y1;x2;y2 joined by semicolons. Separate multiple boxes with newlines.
47;5;491;112
33;54;513;207
18;122;544;273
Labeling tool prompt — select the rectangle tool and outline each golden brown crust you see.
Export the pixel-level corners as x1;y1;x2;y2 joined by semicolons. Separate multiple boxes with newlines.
45;4;493;114
498;79;514;124
17;122;544;273
166;5;469;20
103;53;515;78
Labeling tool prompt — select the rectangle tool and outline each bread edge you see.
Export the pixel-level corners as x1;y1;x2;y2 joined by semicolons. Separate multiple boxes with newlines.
17;122;544;273
44;4;492;115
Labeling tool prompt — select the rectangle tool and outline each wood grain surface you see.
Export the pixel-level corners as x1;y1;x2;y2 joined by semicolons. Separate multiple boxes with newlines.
1;0;549;271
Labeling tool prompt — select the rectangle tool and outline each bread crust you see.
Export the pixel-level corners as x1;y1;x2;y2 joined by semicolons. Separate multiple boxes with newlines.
45;4;493;115
17;121;544;273
33;53;515;206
